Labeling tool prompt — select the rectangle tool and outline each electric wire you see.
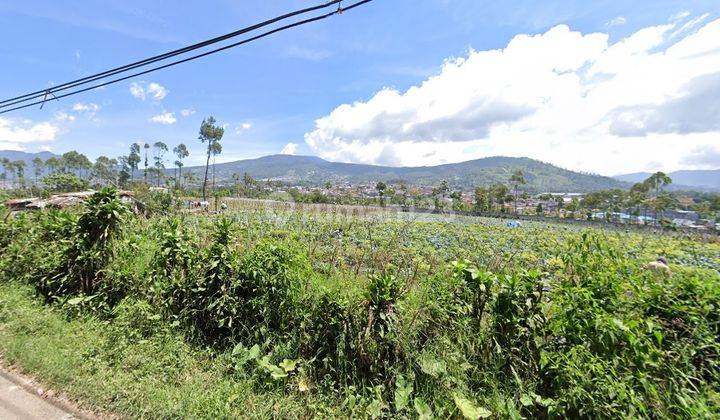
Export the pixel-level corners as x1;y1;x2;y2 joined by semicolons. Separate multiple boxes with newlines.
0;0;373;114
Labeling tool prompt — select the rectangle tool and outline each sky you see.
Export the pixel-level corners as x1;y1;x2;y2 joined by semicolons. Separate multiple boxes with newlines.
0;0;719;176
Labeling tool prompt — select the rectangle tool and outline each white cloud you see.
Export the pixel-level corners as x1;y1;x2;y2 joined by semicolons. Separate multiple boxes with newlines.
606;16;626;26
71;102;100;121
670;11;691;22
180;108;195;117
670;13;710;38
54;111;76;122
235;122;252;134
147;83;168;100
280;143;298;155
304;17;720;175
129;82;146;100
681;145;720;168
129;81;168;101
0;117;59;150
72;102;100;114
149;112;177;125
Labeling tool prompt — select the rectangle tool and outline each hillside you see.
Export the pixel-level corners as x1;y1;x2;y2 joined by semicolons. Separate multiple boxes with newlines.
0;150;59;166
614;170;720;191
182;155;627;193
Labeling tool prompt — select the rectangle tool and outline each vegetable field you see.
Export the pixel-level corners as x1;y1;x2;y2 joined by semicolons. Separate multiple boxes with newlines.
1;189;719;418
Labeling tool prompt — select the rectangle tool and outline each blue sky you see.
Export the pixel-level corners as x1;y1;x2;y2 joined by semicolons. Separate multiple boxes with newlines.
0;0;719;174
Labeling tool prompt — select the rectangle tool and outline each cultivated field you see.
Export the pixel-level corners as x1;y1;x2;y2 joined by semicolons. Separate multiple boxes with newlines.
1;189;719;418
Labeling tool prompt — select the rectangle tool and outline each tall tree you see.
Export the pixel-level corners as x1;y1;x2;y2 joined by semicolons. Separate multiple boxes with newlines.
643;172;672;225
61;151;91;178
510;170;526;215
0;158;9;183
173;143;189;188
198;117;225;201
232;173;241;196
375;181;387;206
45;157;60;174
491;183;509;212
31;157;44;185
93;156;119;185
554;196;564;217
644;172;672;196
431;180;450;212
173;160;183;188
474;186;491;212
210;141;222;190
653;193;677;223
153;141;168;186
143;143;150;183
117;156;131;186
13;160;26;188
629;182;650;224
128;143;141;182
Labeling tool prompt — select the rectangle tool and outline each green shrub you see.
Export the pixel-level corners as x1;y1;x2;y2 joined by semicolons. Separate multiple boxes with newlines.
171;218;310;346
37;187;130;311
42;172;89;192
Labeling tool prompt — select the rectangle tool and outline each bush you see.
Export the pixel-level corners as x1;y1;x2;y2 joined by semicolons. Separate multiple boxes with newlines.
37;187;130;310
42;172;89;192
168;218;310;346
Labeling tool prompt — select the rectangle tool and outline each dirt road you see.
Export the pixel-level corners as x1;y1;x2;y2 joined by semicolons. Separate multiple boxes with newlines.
0;370;77;419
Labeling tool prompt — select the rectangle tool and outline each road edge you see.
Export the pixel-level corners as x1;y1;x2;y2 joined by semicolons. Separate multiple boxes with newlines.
0;358;105;420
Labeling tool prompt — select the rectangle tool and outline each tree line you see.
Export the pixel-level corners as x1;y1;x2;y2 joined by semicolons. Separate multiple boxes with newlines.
1;116;225;199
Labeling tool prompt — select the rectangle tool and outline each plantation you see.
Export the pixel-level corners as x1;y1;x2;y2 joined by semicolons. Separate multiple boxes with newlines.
1;188;719;418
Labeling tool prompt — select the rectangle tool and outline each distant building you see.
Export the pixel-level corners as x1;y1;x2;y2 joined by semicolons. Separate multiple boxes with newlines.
663;210;699;221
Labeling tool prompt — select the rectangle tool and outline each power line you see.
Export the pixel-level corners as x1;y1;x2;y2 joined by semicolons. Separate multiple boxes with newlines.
0;0;344;109
0;0;373;114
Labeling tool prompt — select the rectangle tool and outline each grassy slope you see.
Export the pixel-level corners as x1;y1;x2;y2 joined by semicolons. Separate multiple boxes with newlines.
0;283;317;419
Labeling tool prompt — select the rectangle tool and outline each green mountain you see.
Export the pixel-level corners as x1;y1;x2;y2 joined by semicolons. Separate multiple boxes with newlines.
0;150;59;167
615;170;720;191
182;154;627;193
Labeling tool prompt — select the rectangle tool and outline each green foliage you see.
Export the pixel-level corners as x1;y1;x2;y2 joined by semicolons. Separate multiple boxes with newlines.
37;187;129;310
0;204;718;418
133;185;176;216
42;172;89;192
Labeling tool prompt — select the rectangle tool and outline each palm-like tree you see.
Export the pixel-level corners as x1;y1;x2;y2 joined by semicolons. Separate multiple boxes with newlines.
153;141;168;186
198;117;225;201
173;144;189;188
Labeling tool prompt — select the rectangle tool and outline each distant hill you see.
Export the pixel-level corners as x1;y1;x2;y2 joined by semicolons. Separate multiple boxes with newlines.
180;154;628;193
614;170;720;191
0;150;59;167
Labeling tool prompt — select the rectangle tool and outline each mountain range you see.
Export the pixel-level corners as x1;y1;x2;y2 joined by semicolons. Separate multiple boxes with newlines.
614;170;720;191
3;150;719;193
0;150;57;166
181;154;625;193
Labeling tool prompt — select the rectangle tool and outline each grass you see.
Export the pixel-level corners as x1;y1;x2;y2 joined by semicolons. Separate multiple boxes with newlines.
0;283;320;419
1;189;719;418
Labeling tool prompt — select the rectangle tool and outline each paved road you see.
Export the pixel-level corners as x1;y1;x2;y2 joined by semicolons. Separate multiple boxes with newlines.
0;370;76;420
